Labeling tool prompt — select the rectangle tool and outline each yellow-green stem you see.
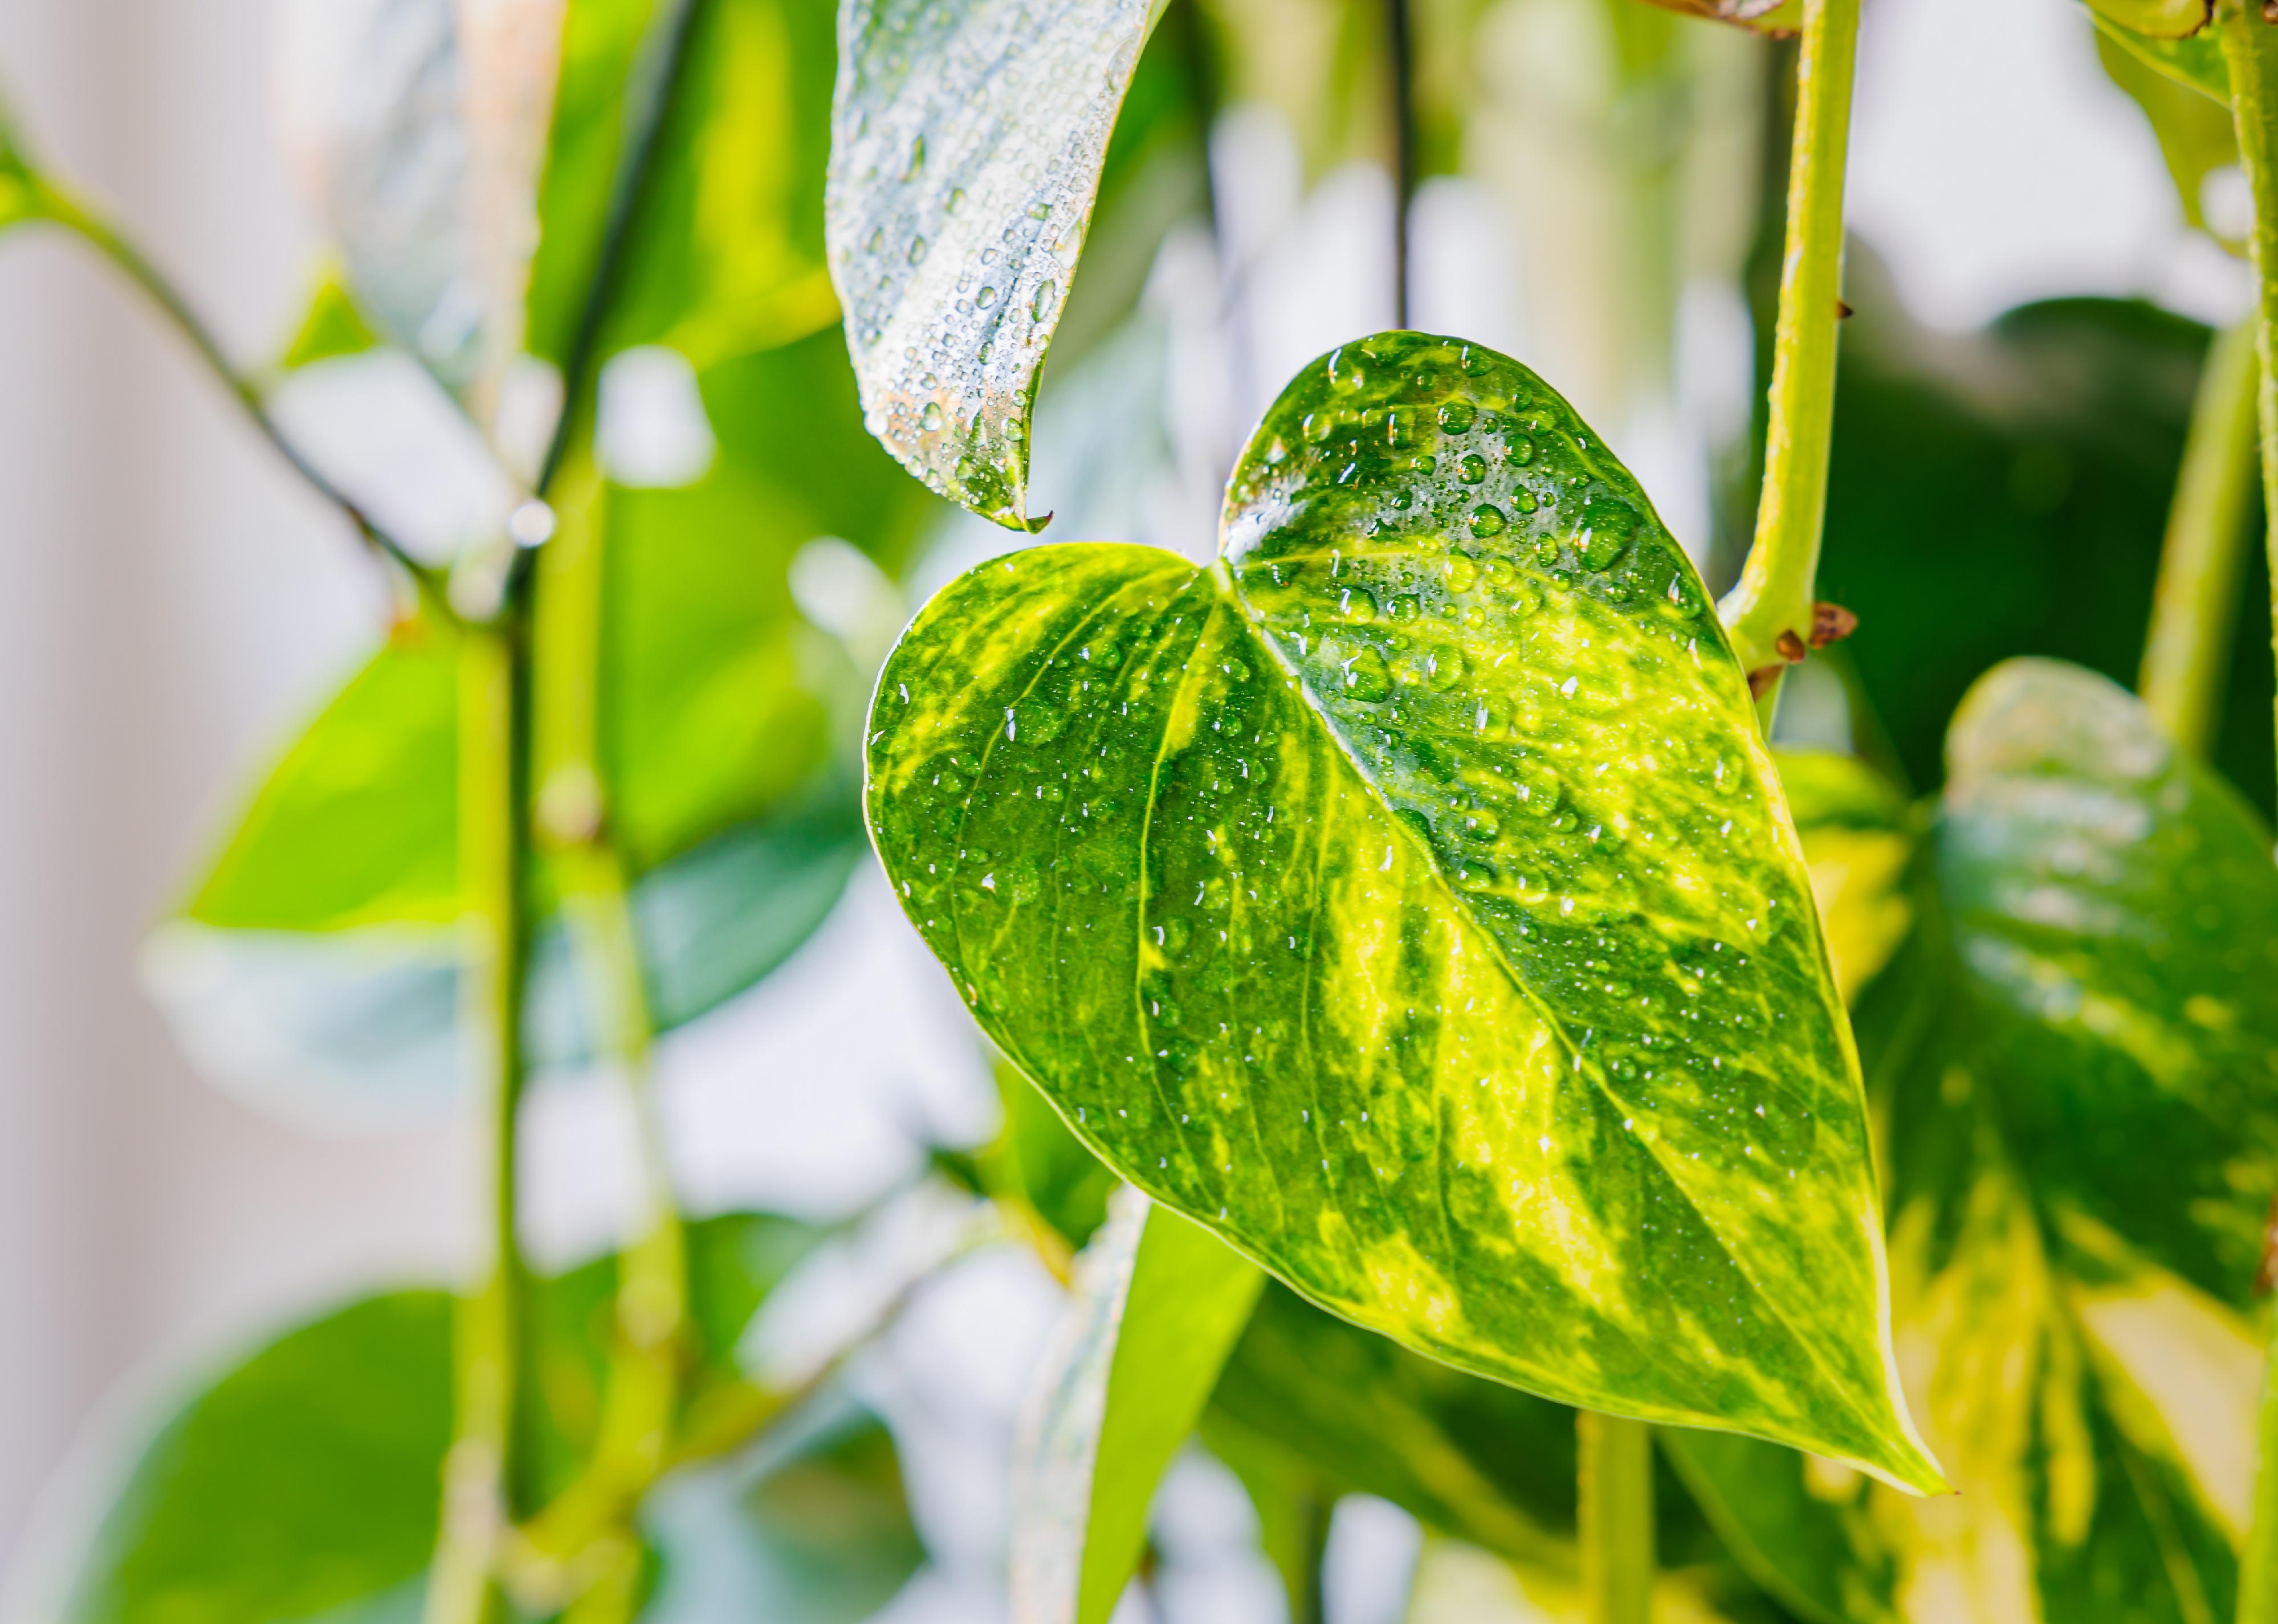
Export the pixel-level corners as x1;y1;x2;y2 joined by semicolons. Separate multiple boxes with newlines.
426;625;532;1624
519;450;687;1598
2222;5;2278;1621
1578;1412;1654;1624
1717;0;1861;720
2141;317;2259;754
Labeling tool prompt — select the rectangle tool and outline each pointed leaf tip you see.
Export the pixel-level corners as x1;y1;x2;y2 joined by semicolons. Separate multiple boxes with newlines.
825;0;1154;527
868;330;1941;1490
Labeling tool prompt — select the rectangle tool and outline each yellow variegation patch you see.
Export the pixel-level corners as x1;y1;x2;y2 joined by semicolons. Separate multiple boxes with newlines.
1666;661;2278;1623
867;333;1939;1490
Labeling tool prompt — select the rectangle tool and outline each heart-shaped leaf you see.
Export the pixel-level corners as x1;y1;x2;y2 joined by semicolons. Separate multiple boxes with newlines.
824;0;1158;528
1667;660;2278;1623
866;330;1942;1490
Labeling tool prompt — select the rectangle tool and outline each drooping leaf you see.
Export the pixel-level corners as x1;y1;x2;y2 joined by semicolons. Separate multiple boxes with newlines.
2096;22;2240;239
145;328;936;1125
38;1215;906;1624
1011;1188;1265;1624
824;0;1159;528
866;330;1941;1489
1667;659;2278;1624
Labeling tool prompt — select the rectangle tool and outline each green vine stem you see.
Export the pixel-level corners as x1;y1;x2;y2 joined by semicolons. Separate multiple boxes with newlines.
517;451;689;1601
2140;317;2259;754
427;623;534;1624
2219;4;2278;1619
12;170;459;619
1715;0;1862;711
1576;1412;1654;1624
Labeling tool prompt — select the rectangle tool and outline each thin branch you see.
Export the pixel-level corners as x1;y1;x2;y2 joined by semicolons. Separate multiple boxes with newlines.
1385;0;1417;329
2139;316;2258;754
29;178;463;624
2216;4;2278;1615
533;0;710;499
1714;0;1862;716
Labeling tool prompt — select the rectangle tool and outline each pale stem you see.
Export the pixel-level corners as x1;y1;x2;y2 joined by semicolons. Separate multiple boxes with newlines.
2140;317;2259;754
1715;0;1862;714
1577;1411;1654;1624
425;625;531;1624
2218;3;2278;1619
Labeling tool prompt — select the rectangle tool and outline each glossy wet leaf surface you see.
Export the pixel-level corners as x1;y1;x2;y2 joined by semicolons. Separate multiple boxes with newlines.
46;1214;903;1624
867;330;1938;1488
1012;1189;1265;1624
1670;661;2278;1624
825;0;1156;527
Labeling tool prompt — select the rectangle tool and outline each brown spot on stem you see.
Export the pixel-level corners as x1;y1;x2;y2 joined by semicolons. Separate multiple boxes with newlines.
1810;602;1859;648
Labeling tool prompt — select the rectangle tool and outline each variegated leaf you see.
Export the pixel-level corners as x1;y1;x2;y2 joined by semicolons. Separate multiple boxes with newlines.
824;0;1158;528
866;331;1942;1490
1667;659;2278;1623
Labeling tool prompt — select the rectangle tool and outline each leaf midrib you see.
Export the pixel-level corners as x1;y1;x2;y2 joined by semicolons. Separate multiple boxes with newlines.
1201;554;1900;1464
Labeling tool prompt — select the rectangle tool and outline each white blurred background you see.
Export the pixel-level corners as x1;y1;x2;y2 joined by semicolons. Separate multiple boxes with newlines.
0;0;2247;1597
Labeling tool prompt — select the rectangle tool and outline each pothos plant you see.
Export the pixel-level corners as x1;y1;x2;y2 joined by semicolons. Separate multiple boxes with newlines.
5;0;2278;1622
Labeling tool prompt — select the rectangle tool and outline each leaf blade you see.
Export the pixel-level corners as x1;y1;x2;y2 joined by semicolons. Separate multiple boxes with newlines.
825;0;1158;527
867;332;1941;1490
1012;1189;1265;1624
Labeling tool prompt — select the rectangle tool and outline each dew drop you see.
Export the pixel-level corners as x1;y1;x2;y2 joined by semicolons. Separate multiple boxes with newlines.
907;236;927;264
920;401;945;432
1458;453;1488;485
978;285;999;307
1508;435;1535;465
1343;647;1392;702
1031;279;1059;321
1468;505;1507;539
1428;645;1466;690
1445;554;1480;592
1388;594;1421;622
1438;399;1477;434
1340;586;1379;622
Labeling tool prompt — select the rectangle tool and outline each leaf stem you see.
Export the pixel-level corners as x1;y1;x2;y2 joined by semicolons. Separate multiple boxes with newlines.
1577;1411;1653;1624
533;0;710;498
2218;3;2278;1619
2140;316;2259;755
426;622;533;1624
25;176;461;622
1385;0;1417;329
521;448;690;1573
1715;0;1861;706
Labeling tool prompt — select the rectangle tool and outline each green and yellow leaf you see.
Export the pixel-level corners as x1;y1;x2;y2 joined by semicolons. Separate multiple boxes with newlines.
1668;659;2278;1623
866;330;1941;1490
824;0;1160;527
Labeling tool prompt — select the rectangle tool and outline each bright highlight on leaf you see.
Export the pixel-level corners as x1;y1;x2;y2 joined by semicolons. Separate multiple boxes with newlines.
1012;1188;1265;1624
1670;662;2278;1623
866;331;1943;1491
825;0;1156;528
